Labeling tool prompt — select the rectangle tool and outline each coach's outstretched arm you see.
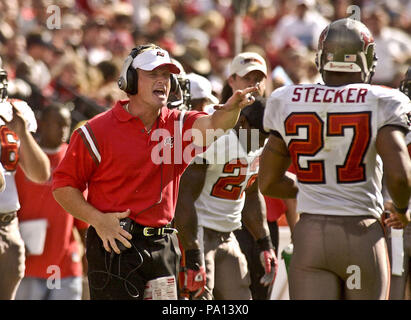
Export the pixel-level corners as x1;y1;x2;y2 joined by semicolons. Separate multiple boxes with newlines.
192;86;257;146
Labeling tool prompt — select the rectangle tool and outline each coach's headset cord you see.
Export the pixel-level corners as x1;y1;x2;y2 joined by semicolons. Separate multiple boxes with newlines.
88;241;144;299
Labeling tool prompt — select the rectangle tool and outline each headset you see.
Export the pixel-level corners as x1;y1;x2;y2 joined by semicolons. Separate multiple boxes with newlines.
118;44;180;95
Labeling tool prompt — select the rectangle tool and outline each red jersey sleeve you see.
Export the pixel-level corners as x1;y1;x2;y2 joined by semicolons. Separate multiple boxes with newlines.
52;128;98;192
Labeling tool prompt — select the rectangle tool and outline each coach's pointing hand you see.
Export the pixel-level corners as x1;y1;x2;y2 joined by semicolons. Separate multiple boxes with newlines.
213;85;258;112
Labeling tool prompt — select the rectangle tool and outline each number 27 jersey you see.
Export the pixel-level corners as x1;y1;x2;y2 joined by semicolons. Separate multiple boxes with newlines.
264;83;411;218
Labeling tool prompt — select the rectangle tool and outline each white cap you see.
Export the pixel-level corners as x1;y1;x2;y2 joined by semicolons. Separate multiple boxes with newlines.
132;48;180;74
186;73;219;104
229;52;267;77
295;0;316;7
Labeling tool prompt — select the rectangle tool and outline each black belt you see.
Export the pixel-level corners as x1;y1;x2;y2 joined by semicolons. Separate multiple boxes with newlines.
0;212;17;224
132;222;178;238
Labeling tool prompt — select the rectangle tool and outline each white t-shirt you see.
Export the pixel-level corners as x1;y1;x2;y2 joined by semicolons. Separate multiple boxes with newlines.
194;130;262;232
264;83;410;218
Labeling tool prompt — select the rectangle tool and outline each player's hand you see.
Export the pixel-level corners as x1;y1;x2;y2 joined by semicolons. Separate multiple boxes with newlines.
259;248;278;286
214;85;258;112
383;201;410;229
0;100;28;137
181;249;206;298
257;235;278;286
94;209;133;254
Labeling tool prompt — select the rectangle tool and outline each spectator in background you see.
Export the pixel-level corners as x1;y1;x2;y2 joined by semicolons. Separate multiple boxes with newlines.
270;0;329;51
25;32;52;90
82;18;112;66
185;72;219;113
94;60;126;108
363;6;411;87
15;103;88;300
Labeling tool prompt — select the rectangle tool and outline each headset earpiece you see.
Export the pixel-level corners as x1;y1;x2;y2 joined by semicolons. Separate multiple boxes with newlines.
170;74;179;95
118;45;181;96
118;45;152;95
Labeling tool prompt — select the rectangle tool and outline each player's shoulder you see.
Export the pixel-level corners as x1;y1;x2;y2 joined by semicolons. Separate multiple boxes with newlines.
268;85;295;100
368;84;409;102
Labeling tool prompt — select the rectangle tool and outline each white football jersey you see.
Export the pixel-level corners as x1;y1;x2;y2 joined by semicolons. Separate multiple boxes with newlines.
0;100;37;212
264;83;410;218
194;130;262;232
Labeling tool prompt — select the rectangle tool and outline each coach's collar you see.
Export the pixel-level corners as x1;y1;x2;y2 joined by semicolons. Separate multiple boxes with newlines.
113;100;134;122
113;100;167;125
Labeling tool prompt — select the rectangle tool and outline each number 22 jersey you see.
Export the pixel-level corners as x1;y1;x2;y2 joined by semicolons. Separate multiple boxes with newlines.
264;83;410;218
194;130;262;232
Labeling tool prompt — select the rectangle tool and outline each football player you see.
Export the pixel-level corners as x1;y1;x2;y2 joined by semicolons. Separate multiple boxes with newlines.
259;18;411;299
386;66;411;300
0;67;50;299
175;98;277;299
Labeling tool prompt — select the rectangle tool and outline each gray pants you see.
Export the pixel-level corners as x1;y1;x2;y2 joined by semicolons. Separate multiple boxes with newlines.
289;213;390;300
199;227;251;300
0;217;25;299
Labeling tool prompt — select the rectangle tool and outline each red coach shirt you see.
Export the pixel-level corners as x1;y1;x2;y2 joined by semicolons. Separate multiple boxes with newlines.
52;100;207;227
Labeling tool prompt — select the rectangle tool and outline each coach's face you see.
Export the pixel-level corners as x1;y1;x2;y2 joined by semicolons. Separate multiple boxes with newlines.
136;65;171;109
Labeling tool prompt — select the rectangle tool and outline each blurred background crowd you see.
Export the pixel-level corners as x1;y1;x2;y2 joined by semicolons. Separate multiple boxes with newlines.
0;0;410;130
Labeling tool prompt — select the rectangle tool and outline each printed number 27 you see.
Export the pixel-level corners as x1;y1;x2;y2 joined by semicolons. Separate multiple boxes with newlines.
285;112;371;184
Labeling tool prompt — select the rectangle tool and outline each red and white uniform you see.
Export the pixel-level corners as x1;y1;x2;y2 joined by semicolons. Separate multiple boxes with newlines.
52;100;206;227
264;83;410;219
194;130;262;232
0;100;37;212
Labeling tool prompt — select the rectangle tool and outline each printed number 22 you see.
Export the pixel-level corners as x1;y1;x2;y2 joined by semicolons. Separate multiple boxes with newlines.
285;112;371;184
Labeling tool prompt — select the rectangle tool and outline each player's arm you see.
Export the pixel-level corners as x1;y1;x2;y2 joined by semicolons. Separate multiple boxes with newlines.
174;162;208;251
3;103;50;183
242;178;278;287
284;198;299;234
242;177;270;241
174;161;208;297
377;125;411;221
192;86;257;146
259;133;298;198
